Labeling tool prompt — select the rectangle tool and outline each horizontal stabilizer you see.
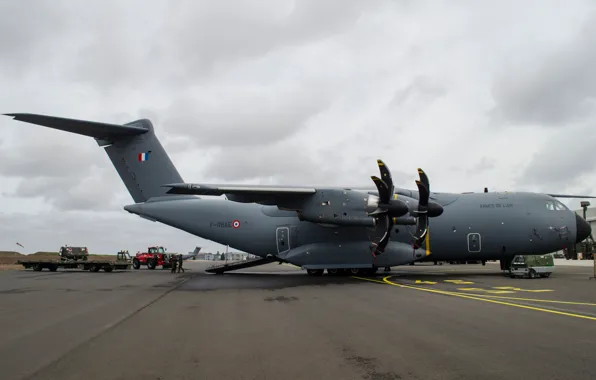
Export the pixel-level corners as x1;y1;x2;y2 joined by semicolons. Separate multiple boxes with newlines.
4;113;148;140
548;194;596;199
163;183;317;196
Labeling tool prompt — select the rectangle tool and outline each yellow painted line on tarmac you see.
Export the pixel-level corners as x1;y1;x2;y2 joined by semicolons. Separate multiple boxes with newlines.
491;286;554;293
457;288;517;294
415;280;437;285
351;276;596;321
444;280;474;284
452;293;596;307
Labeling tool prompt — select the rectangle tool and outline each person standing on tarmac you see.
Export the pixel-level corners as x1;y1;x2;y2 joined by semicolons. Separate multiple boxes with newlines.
177;253;185;273
170;254;178;273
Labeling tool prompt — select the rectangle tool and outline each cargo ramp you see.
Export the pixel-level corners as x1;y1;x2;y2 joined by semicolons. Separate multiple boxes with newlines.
205;257;278;274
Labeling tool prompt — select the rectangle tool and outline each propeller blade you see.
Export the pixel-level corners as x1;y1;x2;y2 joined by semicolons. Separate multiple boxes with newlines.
412;214;428;249
377;159;395;195
417;168;429;193
415;180;429;208
371;176;391;204
373;215;394;255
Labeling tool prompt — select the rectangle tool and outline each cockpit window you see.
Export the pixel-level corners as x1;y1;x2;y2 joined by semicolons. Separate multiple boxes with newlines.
546;200;568;211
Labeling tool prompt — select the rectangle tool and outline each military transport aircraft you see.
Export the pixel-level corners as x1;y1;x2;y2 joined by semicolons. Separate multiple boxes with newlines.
4;113;595;275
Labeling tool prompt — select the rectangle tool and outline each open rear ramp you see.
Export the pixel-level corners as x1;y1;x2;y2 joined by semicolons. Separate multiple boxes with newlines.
205;257;278;274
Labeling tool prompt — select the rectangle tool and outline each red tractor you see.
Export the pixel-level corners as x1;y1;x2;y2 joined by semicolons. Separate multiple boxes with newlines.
132;246;173;270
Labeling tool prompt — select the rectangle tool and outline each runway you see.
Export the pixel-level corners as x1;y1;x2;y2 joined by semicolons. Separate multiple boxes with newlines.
1;261;595;380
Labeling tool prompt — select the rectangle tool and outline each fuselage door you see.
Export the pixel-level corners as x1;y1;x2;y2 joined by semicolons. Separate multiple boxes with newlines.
276;227;290;254
467;233;481;252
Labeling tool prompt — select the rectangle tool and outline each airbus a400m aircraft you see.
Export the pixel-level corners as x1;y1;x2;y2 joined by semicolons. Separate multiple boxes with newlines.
5;113;594;275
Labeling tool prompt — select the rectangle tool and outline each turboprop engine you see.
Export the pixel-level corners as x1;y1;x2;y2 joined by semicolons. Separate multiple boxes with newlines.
294;160;444;255
367;160;444;256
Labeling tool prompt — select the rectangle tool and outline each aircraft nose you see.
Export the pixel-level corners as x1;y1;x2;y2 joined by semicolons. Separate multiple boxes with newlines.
575;213;591;243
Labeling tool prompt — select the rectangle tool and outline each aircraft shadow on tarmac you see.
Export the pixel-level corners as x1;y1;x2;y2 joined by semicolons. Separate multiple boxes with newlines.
180;268;510;291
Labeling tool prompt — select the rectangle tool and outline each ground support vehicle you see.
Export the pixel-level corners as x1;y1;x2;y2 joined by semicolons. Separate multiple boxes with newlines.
18;251;132;272
59;245;89;261
509;254;554;278
132;246;173;270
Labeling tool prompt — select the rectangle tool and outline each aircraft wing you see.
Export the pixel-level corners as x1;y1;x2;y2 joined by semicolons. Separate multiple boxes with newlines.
164;183;317;196
163;183;319;206
547;194;596;199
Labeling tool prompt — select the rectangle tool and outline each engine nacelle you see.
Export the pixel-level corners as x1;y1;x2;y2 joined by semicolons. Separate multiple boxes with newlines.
368;193;444;218
298;189;376;226
295;189;443;226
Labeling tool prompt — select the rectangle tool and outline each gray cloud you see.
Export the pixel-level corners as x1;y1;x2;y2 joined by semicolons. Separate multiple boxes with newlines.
0;1;71;74
162;84;334;147
490;11;596;126
0;139;99;178
515;123;596;188
202;141;410;189
1;1;595;255
466;157;496;175
389;76;447;108
156;0;380;78
3;169;124;212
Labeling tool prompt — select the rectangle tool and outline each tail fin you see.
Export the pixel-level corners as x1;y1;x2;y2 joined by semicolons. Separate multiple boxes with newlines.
4;113;192;203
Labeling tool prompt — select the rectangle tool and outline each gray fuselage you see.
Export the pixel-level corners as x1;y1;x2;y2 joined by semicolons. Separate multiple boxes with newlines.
124;190;586;268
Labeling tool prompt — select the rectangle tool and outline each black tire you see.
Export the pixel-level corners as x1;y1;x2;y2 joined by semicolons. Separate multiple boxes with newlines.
49;266;57;272
327;268;341;275
147;258;156;270
132;258;140;270
528;269;535;279
306;269;324;276
90;265;100;272
104;266;113;272
349;268;360;275
33;264;42;271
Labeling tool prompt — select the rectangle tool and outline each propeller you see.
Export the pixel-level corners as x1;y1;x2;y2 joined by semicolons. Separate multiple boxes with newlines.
367;160;409;256
368;160;443;256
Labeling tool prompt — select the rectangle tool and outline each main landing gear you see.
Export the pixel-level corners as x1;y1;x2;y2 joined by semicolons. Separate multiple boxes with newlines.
306;268;379;276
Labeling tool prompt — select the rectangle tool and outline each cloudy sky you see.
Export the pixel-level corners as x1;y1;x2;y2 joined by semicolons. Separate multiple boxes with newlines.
1;0;595;255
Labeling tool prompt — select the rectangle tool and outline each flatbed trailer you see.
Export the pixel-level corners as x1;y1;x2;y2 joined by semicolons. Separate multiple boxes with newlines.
17;252;132;272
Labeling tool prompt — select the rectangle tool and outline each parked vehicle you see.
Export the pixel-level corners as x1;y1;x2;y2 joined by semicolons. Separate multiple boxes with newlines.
509;254;554;278
59;245;89;261
18;250;131;272
132;246;173;270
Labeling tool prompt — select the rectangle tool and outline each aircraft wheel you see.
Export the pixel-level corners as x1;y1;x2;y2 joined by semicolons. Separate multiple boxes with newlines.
306;269;324;276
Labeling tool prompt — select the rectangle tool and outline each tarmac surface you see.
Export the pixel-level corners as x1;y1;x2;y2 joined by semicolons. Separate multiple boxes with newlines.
1;260;595;380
